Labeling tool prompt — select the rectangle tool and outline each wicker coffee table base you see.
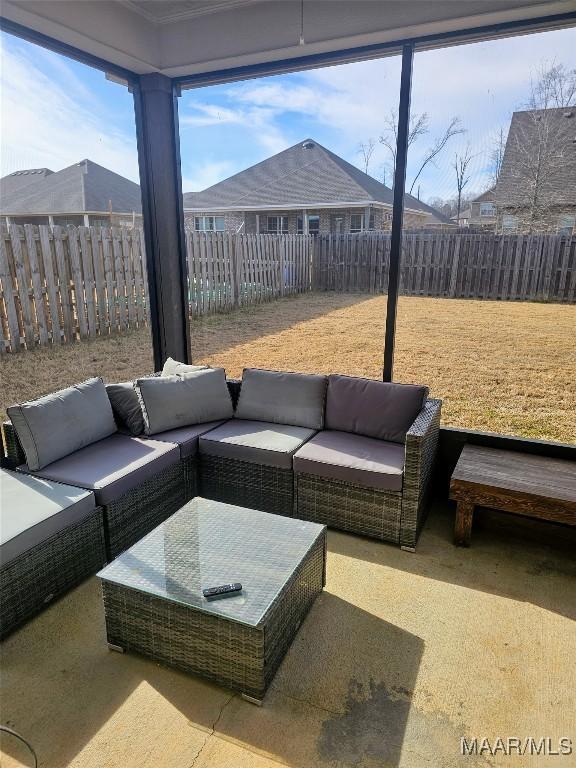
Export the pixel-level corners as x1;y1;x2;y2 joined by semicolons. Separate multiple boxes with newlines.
101;532;326;701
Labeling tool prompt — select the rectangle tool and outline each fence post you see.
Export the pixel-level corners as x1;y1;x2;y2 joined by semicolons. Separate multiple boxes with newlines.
230;235;241;307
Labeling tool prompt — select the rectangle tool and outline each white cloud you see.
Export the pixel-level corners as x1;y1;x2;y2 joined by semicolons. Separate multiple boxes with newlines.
182;160;237;191
180;99;290;157
0;40;139;181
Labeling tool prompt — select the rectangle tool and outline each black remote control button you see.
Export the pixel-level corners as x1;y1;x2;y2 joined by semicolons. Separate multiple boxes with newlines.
203;583;242;600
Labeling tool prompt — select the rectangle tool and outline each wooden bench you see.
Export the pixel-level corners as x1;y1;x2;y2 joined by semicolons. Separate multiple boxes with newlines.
450;445;576;546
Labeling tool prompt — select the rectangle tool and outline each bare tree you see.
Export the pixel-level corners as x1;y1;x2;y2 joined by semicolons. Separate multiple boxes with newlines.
379;110;428;171
357;138;376;175
528;61;576;109
453;145;474;223
489;127;507;187
379;110;464;194
378;163;391;187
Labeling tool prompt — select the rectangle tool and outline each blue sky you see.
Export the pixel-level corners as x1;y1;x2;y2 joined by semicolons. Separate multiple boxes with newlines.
1;26;575;203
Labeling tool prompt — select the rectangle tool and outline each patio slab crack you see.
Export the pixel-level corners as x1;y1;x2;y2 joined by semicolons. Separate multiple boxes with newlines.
187;692;236;768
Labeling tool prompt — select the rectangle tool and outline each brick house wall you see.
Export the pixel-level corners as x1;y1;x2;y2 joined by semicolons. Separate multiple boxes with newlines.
184;206;432;233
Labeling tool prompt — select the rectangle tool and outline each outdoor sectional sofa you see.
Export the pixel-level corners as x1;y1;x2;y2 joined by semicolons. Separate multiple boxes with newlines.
1;363;440;637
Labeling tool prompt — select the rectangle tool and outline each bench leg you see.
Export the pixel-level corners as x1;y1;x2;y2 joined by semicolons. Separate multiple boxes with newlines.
454;499;474;547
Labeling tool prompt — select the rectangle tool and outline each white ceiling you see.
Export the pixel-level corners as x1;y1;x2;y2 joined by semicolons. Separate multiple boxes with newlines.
1;0;574;77
120;0;261;24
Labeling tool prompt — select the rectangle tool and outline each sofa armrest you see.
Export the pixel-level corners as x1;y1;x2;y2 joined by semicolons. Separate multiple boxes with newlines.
2;420;26;466
400;398;442;550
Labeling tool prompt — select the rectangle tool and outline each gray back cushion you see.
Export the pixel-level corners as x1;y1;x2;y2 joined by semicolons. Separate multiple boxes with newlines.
136;368;234;435
161;357;208;376
235;368;327;429
106;382;145;436
7;378;117;471
325;374;428;443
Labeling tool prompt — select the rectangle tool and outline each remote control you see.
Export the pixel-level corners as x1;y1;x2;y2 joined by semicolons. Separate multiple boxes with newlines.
203;583;242;600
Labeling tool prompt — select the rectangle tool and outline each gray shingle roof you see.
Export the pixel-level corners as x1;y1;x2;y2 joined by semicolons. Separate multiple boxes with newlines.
0;160;142;215
0;168;53;205
183;139;451;223
493;107;576;207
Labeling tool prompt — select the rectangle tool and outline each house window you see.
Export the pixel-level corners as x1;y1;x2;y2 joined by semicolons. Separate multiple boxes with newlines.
88;216;110;227
350;213;363;232
51;215;84;227
267;215;288;234
479;202;496;217
195;215;225;231
502;215;519;233
557;214;575;235
349;212;374;232
297;215;320;234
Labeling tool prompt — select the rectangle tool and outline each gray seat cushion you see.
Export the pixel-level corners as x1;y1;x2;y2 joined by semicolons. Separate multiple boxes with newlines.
21;434;180;506
199;419;316;469
149;420;226;458
0;469;96;565
136;368;234;435
7;378;117;471
106;382;145;436
235;368;327;429
325;374;428;444
293;430;405;492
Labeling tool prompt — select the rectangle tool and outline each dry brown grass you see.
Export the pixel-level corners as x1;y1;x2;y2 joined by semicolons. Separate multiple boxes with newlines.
1;293;574;442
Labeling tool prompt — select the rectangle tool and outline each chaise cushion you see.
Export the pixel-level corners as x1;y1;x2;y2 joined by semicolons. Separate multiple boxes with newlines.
0;469;96;565
162;357;208;376
7;378;117;471
106;382;145;436
20;434;180;506
136;368;234;435
235;368;327;429
325;374;428;444
293;430;405;492
199;419;316;469
149;420;226;458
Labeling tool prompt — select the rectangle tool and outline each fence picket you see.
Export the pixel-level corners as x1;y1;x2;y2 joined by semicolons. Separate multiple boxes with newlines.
38;226;62;344
0;233;21;351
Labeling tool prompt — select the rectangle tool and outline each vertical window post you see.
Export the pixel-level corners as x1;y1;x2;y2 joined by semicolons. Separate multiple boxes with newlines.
383;43;414;381
133;74;191;370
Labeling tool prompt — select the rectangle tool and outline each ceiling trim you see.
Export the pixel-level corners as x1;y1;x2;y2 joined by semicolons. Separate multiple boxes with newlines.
120;0;259;25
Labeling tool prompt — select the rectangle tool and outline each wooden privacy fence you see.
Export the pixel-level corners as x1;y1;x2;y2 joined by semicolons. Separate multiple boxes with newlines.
0;224;149;353
1;227;574;353
185;231;313;315
314;232;576;302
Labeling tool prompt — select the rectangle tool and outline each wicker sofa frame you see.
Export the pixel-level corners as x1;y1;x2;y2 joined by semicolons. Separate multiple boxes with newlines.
0;505;106;639
293;398;442;549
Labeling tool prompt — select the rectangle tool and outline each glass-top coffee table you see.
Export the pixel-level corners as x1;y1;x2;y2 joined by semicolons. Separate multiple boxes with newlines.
98;497;326;703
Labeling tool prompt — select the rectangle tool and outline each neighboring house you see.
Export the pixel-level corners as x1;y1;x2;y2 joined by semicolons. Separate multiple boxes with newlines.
0;159;142;228
453;189;498;230
183;139;452;234
492;107;576;234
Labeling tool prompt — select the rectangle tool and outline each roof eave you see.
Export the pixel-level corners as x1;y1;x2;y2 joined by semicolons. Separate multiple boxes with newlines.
184;200;429;215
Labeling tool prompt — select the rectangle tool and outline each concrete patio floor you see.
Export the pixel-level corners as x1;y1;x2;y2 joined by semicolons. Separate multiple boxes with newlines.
1;501;575;768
